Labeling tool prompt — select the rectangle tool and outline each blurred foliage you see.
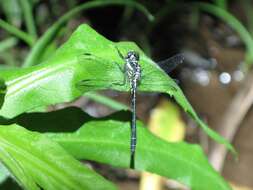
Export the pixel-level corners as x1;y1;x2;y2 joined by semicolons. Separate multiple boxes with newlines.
1;0;253;67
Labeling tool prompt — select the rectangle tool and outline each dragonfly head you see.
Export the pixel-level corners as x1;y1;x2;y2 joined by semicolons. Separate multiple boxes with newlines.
126;51;139;62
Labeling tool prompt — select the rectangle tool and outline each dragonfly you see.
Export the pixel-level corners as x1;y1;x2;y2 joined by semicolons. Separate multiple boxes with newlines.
116;49;184;168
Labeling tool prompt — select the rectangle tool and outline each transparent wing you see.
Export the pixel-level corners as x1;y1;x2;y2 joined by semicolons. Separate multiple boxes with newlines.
157;53;184;74
76;54;126;92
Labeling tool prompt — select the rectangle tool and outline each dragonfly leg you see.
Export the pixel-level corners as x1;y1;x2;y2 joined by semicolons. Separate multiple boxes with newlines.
115;45;125;60
77;79;124;91
80;52;126;86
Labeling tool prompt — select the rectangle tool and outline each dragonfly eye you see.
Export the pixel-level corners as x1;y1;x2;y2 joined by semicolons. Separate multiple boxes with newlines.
126;51;139;61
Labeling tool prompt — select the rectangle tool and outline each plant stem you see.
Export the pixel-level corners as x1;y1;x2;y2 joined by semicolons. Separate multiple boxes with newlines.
19;0;37;39
0;19;34;46
196;2;253;65
213;0;227;10
242;0;253;37
0;38;18;52
23;0;154;67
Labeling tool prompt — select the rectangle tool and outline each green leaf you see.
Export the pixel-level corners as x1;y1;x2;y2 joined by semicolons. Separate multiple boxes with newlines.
0;19;34;46
0;38;18;53
0;124;117;190
1;107;230;189
0;0;22;27
46;116;232;190
19;0;37;39
212;0;227;10
0;24;234;154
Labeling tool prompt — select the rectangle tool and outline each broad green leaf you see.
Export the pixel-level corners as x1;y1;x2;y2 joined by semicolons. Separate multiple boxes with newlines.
45;116;232;190
0;124;117;190
0;107;231;189
0;24;234;154
0;141;38;190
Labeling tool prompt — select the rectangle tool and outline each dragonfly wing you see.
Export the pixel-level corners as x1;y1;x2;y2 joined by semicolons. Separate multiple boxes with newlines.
76;54;125;92
157;53;184;74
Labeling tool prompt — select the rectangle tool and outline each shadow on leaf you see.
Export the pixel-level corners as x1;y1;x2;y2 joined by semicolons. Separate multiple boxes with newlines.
0;79;6;109
0;107;132;132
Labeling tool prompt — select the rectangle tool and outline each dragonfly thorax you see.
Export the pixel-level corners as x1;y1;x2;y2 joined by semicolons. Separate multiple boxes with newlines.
125;51;141;87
